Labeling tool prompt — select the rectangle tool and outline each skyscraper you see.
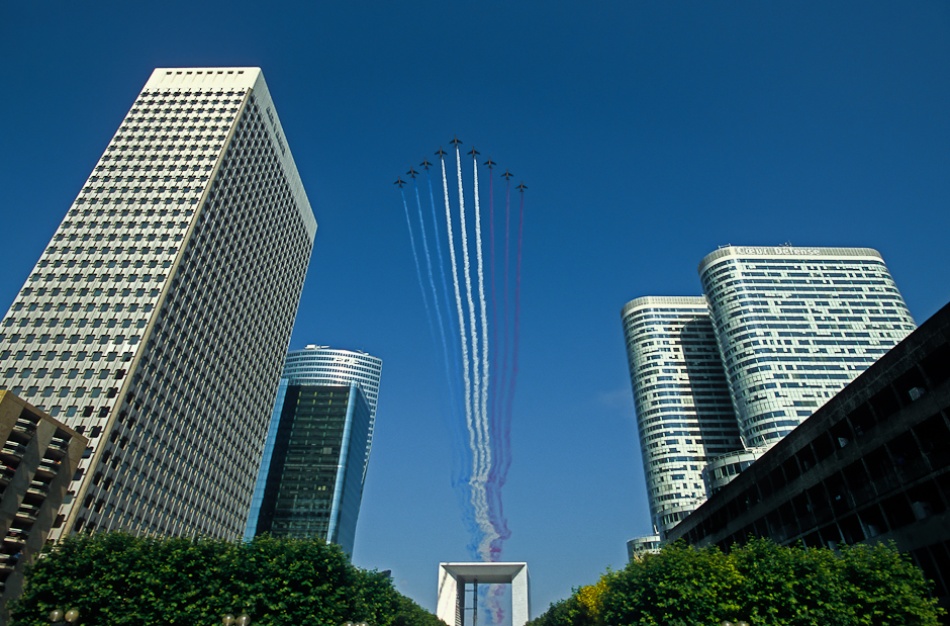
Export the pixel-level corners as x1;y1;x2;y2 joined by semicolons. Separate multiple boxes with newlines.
0;67;316;540
244;346;382;554
621;297;742;536
699;245;916;449
623;245;915;540
283;345;383;480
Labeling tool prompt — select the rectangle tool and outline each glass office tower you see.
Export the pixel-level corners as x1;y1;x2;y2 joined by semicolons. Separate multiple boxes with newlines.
245;347;382;554
624;245;915;539
699;245;916;449
0;68;316;540
622;296;742;536
283;346;383;480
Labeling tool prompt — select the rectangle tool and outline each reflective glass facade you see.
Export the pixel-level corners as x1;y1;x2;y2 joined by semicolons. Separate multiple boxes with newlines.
284;346;382;480
244;346;381;554
250;383;369;555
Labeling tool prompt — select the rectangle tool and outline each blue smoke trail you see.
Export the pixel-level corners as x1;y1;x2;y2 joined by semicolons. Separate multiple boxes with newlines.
413;176;455;411
401;187;435;338
425;165;468;488
399;148;526;622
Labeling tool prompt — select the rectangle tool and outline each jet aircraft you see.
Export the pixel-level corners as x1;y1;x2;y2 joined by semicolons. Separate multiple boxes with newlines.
393;177;406;188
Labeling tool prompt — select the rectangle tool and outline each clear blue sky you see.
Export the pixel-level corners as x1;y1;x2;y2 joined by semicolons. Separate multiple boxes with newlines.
2;1;949;618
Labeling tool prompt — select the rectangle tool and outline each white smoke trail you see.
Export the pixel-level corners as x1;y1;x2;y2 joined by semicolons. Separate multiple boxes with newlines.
441;157;477;480
455;146;479;471
455;145;493;543
472;155;491;486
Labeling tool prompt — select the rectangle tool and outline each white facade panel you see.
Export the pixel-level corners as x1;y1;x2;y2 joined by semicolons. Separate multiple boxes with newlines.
698;245;916;449
0;67;316;540
621;296;741;536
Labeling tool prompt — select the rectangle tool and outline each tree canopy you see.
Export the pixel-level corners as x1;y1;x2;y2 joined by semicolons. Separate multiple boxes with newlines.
9;533;445;626
528;539;944;626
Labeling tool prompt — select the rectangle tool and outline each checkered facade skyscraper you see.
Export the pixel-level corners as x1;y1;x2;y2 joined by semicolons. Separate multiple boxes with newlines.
0;68;316;540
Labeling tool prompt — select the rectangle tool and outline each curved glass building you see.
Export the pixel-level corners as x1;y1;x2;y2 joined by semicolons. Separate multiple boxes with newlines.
624;245;916;539
284;345;383;478
699;246;916;449
621;296;742;536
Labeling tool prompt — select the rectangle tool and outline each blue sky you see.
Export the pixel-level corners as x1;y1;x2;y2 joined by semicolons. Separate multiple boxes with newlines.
2;1;949;618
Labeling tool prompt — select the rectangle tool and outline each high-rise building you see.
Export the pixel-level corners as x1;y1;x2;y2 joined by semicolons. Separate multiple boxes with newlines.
283;345;383;479
621;297;742;536
244;347;381;554
0;67;316;540
699;246;916;449
0;391;86;609
667;300;950;613
623;245;915;540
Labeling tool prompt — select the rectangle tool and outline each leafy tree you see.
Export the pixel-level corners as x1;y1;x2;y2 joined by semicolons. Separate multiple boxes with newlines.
9;533;445;626
601;542;742;626
525;595;585;626
532;539;943;626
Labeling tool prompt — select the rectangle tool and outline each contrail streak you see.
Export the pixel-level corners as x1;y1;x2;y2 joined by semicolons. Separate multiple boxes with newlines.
487;165;498;457
472;154;491;487
400;187;433;335
425;167;467;492
455;145;493;550
426;167;461;410
414;178;451;377
440;156;476;494
497;177;512;470
502;187;525;484
455;145;479;472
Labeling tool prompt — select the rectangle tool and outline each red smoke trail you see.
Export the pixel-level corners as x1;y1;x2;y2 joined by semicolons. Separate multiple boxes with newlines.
486;176;515;562
500;187;524;488
498;178;512;456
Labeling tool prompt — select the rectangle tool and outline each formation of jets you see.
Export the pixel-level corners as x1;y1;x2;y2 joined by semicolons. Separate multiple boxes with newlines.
396;138;526;193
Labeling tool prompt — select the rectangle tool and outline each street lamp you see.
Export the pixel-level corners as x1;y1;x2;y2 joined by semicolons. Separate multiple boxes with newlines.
222;613;251;626
47;608;80;625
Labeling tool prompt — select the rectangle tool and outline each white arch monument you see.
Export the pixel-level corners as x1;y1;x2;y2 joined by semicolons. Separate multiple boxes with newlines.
437;562;530;626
